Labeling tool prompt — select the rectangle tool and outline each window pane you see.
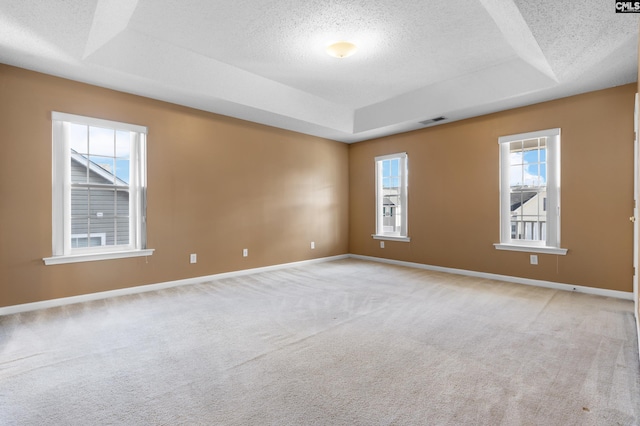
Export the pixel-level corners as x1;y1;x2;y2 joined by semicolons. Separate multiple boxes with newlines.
115;131;131;184
69;124;88;154
89;188;116;218
509;164;523;186
71;215;89;239
116;189;129;217
115;159;130;184
509;141;523;163
116;218;129;245
508;139;547;242
89;127;114;156
378;156;404;235
71;188;89;217
71;236;88;248
89;155;115;174
71;128;131;248
540;145;547;162
89;234;105;247
500;130;559;247
523;149;538;164
71;156;89;184
527;164;539;185
91;217;116;246
390;158;399;176
115;131;130;157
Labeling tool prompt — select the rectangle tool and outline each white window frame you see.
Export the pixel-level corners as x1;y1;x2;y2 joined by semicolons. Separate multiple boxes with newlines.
44;112;154;265
372;152;410;242
494;128;567;255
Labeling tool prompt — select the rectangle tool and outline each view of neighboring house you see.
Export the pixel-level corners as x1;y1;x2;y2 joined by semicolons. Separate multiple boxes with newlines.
70;151;129;248
382;194;400;233
510;187;546;241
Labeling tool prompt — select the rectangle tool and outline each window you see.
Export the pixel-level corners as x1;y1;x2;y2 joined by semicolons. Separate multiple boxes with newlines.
495;128;567;255
373;153;409;241
44;112;153;265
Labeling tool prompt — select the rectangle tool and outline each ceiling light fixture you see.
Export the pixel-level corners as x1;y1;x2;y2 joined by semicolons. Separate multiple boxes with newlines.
326;41;357;59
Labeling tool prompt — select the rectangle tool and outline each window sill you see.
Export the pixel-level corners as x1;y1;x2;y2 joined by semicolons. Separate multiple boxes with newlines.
372;234;411;242
43;249;155;265
493;244;567;255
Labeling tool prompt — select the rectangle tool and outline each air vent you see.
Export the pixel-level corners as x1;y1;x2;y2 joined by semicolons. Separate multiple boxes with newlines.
419;116;446;126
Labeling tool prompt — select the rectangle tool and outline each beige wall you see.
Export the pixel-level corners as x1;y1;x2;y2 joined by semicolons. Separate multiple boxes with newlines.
0;64;349;307
0;63;636;308
349;84;636;292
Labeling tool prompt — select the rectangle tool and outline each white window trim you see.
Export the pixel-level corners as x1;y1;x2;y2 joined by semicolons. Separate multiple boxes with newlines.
371;234;411;242
45;112;153;265
43;249;155;265
493;244;567;255
495;128;567;255
372;152;410;241
51;112;147;133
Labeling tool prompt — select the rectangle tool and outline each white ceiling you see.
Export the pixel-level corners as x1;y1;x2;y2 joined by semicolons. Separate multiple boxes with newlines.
0;0;637;143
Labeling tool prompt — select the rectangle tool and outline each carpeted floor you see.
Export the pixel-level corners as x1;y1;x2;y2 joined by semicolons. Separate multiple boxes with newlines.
1;258;639;425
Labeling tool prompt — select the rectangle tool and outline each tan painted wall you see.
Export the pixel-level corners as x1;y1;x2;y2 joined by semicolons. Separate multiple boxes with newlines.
0;62;635;308
0;64;349;307
349;84;636;292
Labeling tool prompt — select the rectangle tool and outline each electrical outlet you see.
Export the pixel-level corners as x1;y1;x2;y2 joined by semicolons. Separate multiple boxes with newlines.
310;241;315;249
530;255;538;265
190;253;197;264
243;248;248;257
380;241;385;248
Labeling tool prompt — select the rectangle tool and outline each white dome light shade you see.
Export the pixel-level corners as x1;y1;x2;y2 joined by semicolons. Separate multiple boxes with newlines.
326;41;357;58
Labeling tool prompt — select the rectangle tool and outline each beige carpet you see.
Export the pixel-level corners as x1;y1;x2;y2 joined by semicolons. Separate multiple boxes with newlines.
1;259;639;425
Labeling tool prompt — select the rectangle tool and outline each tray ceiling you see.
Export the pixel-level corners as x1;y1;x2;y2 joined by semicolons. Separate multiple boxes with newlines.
0;0;637;142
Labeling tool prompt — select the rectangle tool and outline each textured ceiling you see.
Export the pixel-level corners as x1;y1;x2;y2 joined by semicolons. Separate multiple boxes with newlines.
0;0;637;142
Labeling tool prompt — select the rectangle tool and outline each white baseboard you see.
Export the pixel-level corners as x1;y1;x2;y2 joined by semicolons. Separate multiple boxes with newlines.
0;255;350;316
1;253;634;316
349;254;634;301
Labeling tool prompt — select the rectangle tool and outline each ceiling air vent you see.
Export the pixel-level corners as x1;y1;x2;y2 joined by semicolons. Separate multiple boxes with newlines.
419;116;446;126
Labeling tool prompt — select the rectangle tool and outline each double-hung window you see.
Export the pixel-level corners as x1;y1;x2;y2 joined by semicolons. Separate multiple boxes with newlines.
495;128;567;255
44;112;153;265
373;152;409;241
